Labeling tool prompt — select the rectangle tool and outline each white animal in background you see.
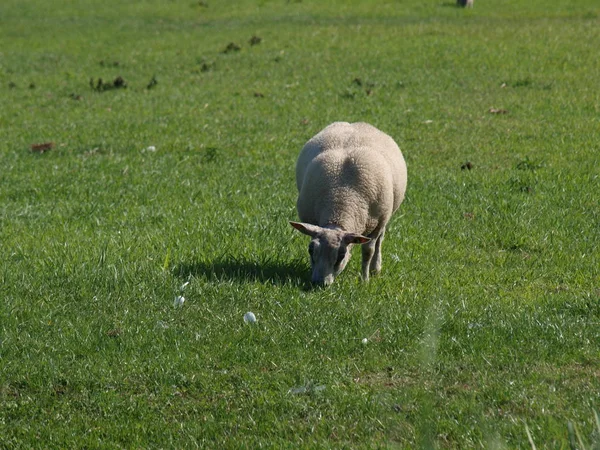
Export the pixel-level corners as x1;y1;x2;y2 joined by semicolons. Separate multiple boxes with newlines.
291;122;407;286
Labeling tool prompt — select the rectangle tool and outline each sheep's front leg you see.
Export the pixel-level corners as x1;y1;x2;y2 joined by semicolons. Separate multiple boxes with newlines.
361;240;377;281
370;230;385;275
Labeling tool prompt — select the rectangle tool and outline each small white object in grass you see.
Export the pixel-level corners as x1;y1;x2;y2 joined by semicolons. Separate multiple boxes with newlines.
180;281;190;290
146;145;156;152
288;383;325;395
243;311;257;324
362;338;368;344
174;295;185;307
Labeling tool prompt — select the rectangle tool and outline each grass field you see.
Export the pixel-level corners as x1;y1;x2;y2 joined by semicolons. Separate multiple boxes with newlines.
1;0;599;447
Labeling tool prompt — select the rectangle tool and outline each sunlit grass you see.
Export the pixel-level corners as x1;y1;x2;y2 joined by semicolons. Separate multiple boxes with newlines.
1;0;599;447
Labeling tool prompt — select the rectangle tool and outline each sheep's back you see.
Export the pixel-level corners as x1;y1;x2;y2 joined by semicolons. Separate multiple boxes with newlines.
296;122;407;233
296;122;406;210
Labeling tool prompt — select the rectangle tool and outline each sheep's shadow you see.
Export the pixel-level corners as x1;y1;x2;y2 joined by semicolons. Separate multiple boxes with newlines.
173;256;311;288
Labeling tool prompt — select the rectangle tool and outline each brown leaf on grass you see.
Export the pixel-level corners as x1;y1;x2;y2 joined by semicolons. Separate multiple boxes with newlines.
489;107;508;114
366;329;381;343
99;60;120;67
30;142;54;153
106;328;122;337
461;161;473;170
249;35;262;46
53;382;68;397
90;76;127;92
112;76;126;88
222;42;241;54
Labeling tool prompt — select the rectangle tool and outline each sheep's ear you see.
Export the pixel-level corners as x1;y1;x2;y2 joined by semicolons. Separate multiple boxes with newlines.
290;221;320;237
344;233;371;245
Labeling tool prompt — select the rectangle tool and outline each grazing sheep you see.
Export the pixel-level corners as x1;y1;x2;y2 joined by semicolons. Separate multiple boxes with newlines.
290;122;407;286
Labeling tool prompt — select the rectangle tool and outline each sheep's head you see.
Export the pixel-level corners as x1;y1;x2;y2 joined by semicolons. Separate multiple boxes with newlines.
290;221;370;286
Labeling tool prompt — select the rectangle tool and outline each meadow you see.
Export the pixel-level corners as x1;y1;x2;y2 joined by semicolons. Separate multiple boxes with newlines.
1;0;599;447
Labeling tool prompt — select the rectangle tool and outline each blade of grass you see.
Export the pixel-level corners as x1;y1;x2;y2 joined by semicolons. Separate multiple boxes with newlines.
525;424;537;450
163;247;171;271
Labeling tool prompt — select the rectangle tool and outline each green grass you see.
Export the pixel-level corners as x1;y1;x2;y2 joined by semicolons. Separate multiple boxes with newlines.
1;0;599;447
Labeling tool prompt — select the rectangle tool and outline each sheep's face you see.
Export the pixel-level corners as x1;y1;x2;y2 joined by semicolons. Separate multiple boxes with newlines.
308;234;351;286
290;221;370;286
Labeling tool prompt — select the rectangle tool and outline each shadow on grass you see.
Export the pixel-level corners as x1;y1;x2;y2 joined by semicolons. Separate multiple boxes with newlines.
173;256;311;288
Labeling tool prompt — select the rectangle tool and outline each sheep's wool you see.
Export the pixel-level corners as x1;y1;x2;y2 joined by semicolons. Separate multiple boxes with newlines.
296;122;407;237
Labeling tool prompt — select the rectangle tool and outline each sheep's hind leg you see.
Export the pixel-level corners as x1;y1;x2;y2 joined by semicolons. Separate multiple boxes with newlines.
361;240;377;281
370;231;384;276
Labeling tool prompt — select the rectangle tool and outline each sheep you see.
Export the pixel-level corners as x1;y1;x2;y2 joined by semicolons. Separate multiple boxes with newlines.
290;121;407;286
